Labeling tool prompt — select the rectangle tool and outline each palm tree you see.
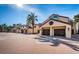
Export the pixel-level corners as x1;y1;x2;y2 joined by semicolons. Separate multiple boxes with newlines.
0;25;2;32
16;24;21;29
1;24;7;32
26;13;38;34
74;14;79;23
7;25;13;32
13;24;16;28
13;24;21;29
73;14;79;34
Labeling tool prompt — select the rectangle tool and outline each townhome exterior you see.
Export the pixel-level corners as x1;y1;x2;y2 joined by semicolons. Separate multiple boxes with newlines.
12;24;40;34
12;24;27;33
39;14;71;38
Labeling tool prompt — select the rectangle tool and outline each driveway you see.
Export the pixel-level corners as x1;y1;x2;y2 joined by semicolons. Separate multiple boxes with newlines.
71;34;79;41
0;32;79;54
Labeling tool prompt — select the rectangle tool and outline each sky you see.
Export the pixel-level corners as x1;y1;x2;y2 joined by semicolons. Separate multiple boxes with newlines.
0;4;79;25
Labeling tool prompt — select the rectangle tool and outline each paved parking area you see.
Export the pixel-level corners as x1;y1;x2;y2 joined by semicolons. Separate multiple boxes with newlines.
0;32;79;54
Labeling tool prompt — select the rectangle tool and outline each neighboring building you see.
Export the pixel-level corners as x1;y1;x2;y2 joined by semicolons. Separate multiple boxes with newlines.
27;24;40;34
11;24;22;33
12;27;21;33
20;25;27;34
11;24;40;34
12;24;28;33
39;14;72;38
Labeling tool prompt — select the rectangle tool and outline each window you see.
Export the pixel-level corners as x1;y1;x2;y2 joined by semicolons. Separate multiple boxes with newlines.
50;15;59;20
53;15;59;20
49;21;54;25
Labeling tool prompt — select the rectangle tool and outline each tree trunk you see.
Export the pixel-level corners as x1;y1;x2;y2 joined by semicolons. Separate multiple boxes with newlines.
32;20;34;34
33;26;34;34
73;22;76;34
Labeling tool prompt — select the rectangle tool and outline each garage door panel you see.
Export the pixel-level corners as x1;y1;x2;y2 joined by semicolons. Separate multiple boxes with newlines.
42;29;50;35
54;29;65;36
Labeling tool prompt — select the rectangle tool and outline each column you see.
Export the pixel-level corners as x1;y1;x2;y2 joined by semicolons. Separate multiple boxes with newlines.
66;26;71;38
52;28;54;36
50;27;54;36
39;28;42;35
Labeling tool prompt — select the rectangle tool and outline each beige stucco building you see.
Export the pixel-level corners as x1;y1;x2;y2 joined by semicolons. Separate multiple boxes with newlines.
39;14;71;38
27;24;40;34
12;25;27;34
12;24;40;34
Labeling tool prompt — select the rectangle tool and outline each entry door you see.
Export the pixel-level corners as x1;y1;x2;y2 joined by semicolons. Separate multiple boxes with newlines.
42;29;50;35
54;29;65;36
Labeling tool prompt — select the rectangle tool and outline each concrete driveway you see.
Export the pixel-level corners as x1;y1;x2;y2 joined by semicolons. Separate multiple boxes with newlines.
0;32;79;54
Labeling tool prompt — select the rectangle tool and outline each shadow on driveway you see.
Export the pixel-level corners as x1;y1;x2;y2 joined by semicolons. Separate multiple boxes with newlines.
35;35;79;51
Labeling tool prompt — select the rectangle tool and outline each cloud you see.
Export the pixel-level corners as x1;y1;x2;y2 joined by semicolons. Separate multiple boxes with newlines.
10;4;45;23
22;5;45;20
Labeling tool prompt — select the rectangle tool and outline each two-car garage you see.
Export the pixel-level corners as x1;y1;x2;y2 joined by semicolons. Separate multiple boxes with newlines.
40;19;71;38
42;27;65;37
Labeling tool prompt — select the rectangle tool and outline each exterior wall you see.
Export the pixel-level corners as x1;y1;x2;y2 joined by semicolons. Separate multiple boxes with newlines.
34;25;40;33
27;25;40;34
40;20;71;38
65;25;71;38
27;28;33;34
21;27;27;33
40;20;70;28
12;28;21;33
15;29;21;33
11;25;39;34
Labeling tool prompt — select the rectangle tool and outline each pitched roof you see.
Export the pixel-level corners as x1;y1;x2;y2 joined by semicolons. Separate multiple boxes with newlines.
50;14;69;18
40;14;71;27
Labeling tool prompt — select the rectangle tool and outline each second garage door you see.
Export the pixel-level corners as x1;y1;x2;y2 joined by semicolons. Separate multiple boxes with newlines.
42;29;50;35
54;29;65;36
